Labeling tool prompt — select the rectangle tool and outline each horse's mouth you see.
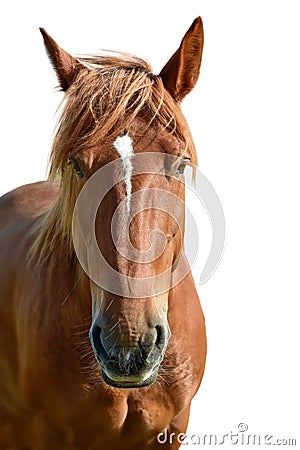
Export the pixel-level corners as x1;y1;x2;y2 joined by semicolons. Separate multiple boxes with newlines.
91;326;167;389
101;365;160;389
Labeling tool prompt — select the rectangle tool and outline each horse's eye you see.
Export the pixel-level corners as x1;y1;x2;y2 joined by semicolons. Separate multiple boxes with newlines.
69;157;84;179
175;157;190;176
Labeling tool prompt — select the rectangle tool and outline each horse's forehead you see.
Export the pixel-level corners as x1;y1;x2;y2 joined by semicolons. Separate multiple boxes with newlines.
128;121;183;155
113;134;134;211
81;116;184;162
110;130;182;212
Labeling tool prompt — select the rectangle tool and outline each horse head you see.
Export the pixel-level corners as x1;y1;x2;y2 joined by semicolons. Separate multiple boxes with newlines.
40;18;204;388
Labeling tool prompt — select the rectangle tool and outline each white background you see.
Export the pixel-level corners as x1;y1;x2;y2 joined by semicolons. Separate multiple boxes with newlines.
1;0;299;448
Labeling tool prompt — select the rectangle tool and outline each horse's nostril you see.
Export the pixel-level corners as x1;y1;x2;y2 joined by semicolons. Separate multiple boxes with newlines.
91;325;110;363
155;324;166;350
142;325;168;365
91;325;100;349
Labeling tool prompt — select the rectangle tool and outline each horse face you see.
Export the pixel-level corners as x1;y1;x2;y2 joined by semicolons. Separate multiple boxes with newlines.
39;18;204;388
84;122;188;388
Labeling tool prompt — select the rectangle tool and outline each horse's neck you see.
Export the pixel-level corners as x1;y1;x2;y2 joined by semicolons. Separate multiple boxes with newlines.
36;245;92;330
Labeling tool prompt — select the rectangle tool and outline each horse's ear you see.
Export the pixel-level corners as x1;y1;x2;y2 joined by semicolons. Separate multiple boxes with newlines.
40;28;85;91
159;17;204;102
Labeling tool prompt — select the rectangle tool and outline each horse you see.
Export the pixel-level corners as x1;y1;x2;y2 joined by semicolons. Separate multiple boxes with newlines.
0;17;206;450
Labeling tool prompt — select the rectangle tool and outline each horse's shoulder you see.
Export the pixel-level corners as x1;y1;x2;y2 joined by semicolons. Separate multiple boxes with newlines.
0;181;60;222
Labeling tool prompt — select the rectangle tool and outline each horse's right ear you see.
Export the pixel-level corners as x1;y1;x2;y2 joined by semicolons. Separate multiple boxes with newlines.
40;28;85;91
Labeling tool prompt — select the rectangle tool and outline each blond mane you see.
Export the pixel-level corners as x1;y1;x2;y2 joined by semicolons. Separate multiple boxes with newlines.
30;51;197;264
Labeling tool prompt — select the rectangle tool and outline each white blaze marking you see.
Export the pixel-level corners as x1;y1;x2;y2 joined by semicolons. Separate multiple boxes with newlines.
113;134;134;211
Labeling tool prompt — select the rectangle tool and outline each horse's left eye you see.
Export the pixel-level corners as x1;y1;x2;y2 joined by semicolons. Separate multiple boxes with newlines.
69;157;84;179
176;157;190;176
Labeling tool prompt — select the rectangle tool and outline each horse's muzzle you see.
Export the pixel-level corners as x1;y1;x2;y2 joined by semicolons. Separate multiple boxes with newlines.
89;322;170;388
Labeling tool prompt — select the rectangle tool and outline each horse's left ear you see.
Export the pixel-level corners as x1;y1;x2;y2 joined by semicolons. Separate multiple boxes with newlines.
40;28;86;91
159;17;204;102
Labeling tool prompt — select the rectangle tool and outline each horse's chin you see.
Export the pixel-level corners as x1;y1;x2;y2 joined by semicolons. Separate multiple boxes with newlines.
101;367;159;389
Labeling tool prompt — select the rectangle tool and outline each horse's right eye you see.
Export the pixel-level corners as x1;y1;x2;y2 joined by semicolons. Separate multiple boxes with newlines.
175;157;190;176
69;158;84;179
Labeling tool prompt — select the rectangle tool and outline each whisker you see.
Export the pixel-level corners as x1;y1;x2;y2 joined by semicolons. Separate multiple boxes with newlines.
105;298;114;312
61;271;84;306
103;320;120;340
72;329;90;336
